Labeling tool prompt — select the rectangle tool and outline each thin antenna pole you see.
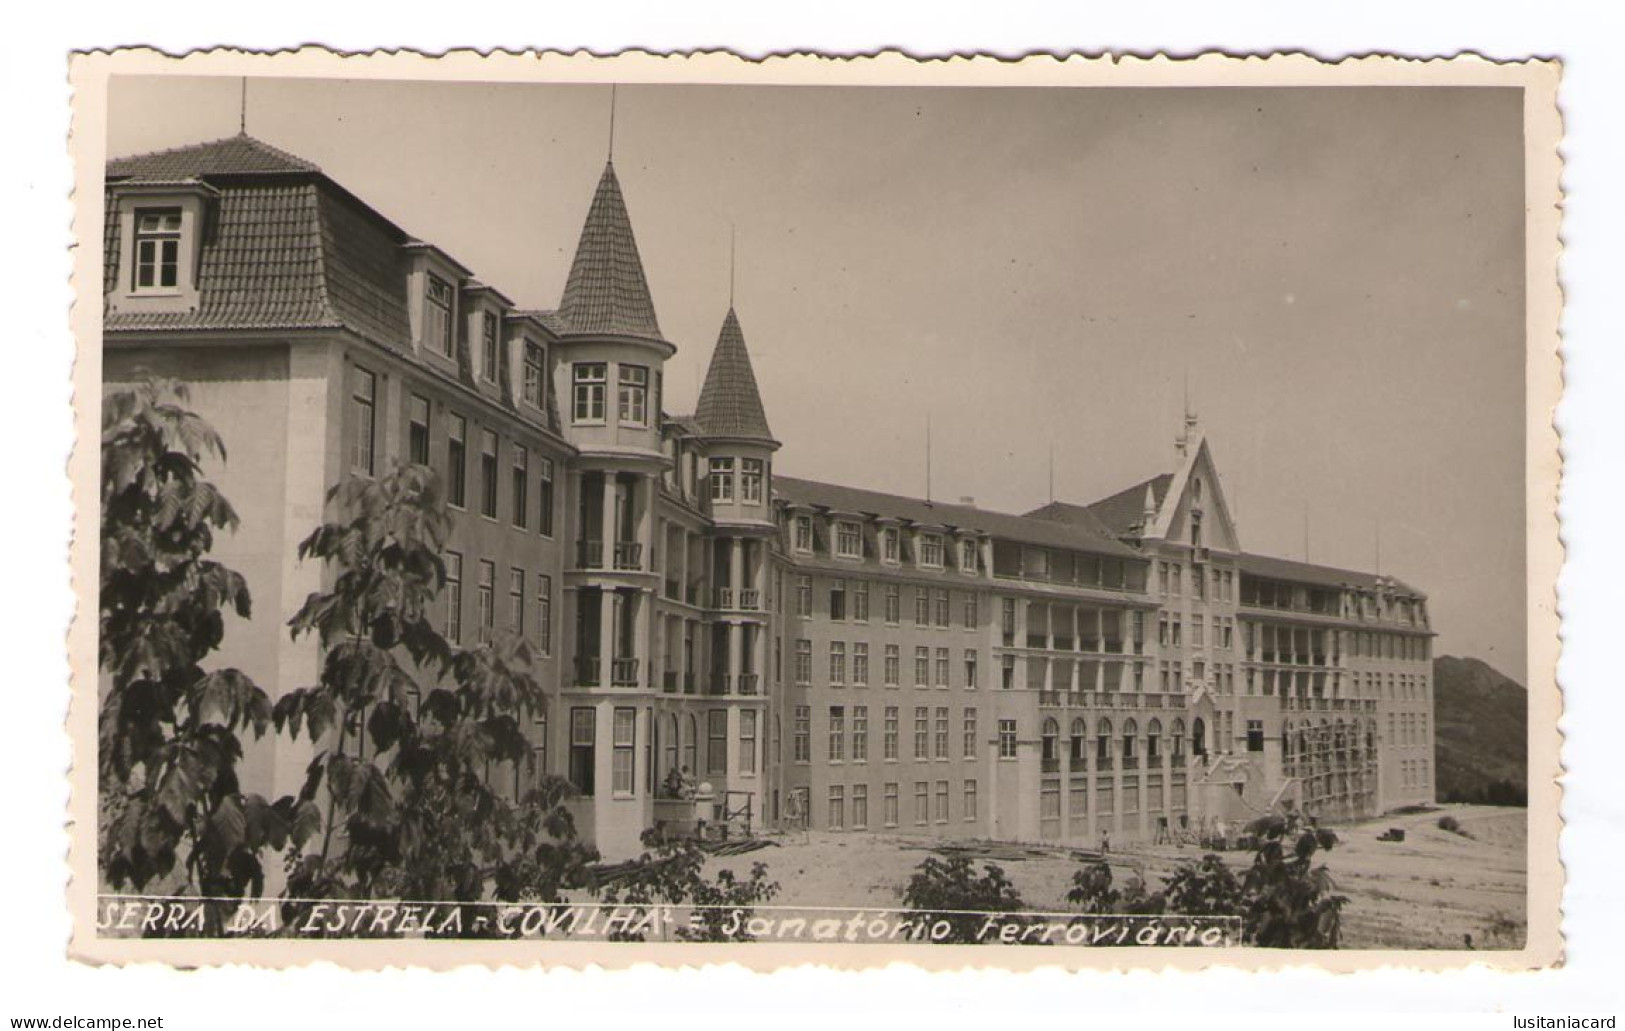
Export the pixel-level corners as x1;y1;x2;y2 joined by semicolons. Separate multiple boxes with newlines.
607;84;617;161
729;224;736;309
1048;444;1055;504
925;412;933;503
1375;516;1382;575
1303;504;1310;562
239;77;248;134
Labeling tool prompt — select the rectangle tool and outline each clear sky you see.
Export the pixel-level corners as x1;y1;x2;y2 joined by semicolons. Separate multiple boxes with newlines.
106;76;1529;682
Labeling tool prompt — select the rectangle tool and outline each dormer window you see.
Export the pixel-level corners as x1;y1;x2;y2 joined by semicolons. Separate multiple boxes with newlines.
426;275;455;358
881;526;900;564
836;520;863;559
960;538;978;573
793;514;814;554
480;311;500;383
522;341;546;409
132;209;182;292
918;533;944;569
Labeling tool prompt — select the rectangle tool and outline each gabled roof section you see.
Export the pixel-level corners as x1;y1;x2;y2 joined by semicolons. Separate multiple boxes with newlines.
695;307;774;441
1022;499;1130;543
107;133;321;180
775;476;1140;559
557;161;665;342
1059;474;1174;539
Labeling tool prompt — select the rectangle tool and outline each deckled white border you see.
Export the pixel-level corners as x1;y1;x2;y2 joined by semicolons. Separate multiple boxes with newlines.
61;47;1563;974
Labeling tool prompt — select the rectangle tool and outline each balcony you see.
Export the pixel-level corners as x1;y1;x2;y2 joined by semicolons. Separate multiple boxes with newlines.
1096;756;1115;772
738;588;761;611
613;541;643;571
738;673;761;695
682;672;696;695
708;672;731;696
1122;756;1140;771
574;656;601;687
576;539;604;570
611;657;640;686
1171;753;1186;769
1041;758;1060;774
1038;690;1061;707
662;670;678;693
1066;692;1085;708
664;577;680;600
713;587;733;610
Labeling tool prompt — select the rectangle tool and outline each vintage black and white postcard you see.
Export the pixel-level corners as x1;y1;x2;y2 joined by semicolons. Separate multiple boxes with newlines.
66;49;1563;970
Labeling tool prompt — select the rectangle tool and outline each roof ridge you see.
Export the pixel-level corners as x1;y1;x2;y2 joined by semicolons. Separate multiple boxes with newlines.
107;132;323;179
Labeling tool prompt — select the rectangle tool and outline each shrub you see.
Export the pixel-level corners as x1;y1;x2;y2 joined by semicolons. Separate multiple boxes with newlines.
902;855;1027;943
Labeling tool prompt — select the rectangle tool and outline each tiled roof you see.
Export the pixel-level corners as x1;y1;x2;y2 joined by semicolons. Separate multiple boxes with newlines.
695;308;774;441
512;309;567;335
107;133;320;180
775;476;1140;559
556;161;665;342
1020;498;1127;543
1066;474;1174;538
1237;553;1423;597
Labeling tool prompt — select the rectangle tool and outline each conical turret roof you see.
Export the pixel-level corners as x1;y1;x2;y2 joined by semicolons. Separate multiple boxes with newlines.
696;307;774;441
557;160;665;342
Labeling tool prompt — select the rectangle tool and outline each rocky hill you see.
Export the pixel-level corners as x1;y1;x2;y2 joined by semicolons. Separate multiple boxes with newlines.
1433;655;1527;806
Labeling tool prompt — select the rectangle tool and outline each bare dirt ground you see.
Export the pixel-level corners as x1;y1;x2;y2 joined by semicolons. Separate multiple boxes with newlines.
705;804;1526;950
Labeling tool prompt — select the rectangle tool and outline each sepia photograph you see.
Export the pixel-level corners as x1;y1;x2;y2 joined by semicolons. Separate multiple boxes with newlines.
70;51;1562;968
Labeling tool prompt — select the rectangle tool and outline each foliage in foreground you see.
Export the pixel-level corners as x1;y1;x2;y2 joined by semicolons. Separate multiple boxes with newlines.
99;378;316;906
901;855;1027;943
595;833;781;942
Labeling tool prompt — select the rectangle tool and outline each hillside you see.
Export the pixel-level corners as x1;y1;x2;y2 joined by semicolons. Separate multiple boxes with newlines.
1432;655;1527;805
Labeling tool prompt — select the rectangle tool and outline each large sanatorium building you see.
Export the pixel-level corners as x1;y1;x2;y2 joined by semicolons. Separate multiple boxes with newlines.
101;132;1438;860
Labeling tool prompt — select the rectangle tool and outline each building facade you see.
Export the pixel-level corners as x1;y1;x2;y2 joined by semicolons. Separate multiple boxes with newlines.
101;133;1437;860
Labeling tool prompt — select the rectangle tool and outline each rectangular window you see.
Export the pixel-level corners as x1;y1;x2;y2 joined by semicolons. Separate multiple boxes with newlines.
935;781;949;823
476;560;495;644
795;639;813;685
935;648;950;688
708;710;728;776
998;719;1018;759
479;429;499;518
537;457;555;537
612;708;636;795
884;584;901;625
914;589;930;627
829;579;847;621
795;575;812;617
426;275;454;357
853;581;871;622
511;444;529;528
507;568;525;636
963;593;978;630
828;786;845;830
569;708;596;796
573;363;607;423
618;364;649;425
836;520;863;558
852;784;869;829
884;706;900;760
935;590;951;628
829;706;845;762
447;414;468;508
536;573;553;656
132;208;182;291
914;707;930;760
882;527;900;563
934;706;950;759
794;706;811;763
852;705;869;762
408;393;431;466
829;641;846;685
884;645;900;687
961;538;979;573
964;779;978;821
444;551;463;644
853;642;870;686
963;708;978;758
741;458;764;504
481;311;500;383
919;534;944;568
914;647;930;688
709;457;735;502
914;782;929;825
522;342;546;409
964;649;978;690
884;783;899;827
794;515;814;553
348;366;376;475
740;710;758;775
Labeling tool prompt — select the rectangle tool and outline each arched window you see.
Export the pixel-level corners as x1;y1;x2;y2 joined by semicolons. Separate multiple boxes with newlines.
1041;718;1060;762
1192;716;1207;757
1122;717;1139;760
1171;717;1187;756
1147;718;1163;762
1096;718;1114;762
1070;718;1088;762
683;714;698;774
